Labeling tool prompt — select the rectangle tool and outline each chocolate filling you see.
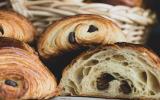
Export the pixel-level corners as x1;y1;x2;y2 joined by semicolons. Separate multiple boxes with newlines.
97;73;115;90
87;25;98;32
68;32;76;44
5;79;18;87
0;26;4;35
119;80;132;94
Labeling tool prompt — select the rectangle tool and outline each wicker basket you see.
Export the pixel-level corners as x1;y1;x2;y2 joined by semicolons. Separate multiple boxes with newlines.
2;0;156;44
0;0;10;9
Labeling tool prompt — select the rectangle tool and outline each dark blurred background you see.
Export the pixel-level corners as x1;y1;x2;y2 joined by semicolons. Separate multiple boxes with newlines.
144;0;160;56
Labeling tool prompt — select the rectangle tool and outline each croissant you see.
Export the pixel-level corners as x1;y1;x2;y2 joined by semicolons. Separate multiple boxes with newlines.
0;37;57;99
38;14;126;58
58;43;160;99
0;10;35;42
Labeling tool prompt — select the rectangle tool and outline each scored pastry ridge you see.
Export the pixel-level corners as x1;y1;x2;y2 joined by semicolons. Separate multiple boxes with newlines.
0;37;57;99
38;14;126;58
58;42;160;99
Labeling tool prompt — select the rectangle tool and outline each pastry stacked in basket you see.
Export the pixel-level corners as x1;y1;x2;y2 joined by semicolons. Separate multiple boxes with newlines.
0;0;159;100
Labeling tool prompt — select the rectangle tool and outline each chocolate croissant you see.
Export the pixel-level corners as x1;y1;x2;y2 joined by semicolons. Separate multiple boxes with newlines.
0;37;57;99
38;14;126;58
0;10;35;42
58;43;160;99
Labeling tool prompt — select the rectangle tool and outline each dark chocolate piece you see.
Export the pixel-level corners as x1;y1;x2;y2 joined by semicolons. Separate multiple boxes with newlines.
5;79;18;87
0;26;4;35
119;80;132;94
97;73;115;90
68;32;76;44
87;25;98;33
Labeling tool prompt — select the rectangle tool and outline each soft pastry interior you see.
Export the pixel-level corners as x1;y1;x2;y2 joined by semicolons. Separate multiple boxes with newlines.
0;10;35;42
38;14;126;58
0;37;57;99
59;43;160;99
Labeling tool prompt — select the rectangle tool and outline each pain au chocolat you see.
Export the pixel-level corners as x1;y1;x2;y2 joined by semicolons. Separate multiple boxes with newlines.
38;14;126;58
0;10;35;42
0;37;57;99
58;43;160;99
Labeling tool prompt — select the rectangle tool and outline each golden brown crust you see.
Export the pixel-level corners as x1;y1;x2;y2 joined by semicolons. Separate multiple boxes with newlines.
61;42;160;78
0;37;32;51
0;37;57;99
38;14;126;58
0;10;36;42
114;42;160;68
69;42;160;69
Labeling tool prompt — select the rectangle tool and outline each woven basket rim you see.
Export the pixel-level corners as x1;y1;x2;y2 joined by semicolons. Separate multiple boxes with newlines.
1;0;157;44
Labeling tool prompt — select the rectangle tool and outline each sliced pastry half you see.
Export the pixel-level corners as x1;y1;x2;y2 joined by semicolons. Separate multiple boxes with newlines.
59;43;160;99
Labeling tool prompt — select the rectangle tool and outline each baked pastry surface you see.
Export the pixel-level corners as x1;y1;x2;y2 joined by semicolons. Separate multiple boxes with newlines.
58;43;160;99
0;37;57;99
38;14;126;58
0;10;35;42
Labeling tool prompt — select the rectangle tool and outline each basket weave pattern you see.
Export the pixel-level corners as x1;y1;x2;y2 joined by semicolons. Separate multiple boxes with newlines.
3;0;157;44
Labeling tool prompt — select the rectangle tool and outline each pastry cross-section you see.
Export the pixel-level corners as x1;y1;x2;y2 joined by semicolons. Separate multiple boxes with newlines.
59;43;160;99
